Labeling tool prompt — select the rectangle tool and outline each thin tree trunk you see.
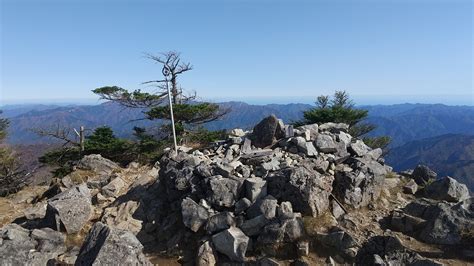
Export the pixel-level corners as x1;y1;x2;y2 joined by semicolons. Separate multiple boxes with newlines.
171;76;178;104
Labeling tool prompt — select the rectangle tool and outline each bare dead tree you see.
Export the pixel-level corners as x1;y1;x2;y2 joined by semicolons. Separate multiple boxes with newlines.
142;51;193;105
32;124;80;147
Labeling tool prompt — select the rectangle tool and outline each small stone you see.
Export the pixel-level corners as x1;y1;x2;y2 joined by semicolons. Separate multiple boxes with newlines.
403;180;418;194
297;123;319;140
240;215;268;236
315;134;337;153
326;256;336;266
23;202;47;220
181;197;209;232
303;142;318;157
338;132;352;146
366;148;383;160
285;125;295;138
242;138;252;154
297;241;309;256
412;164;437;185
235;198;252;214
319;123;349;132
247;196;278;219
331;200;345;220
349;140;370;157
206;212;236;234
424;176;470;202
196;241;217;266
259;257;281;266
245;177;267;202
373;254;385;265
102;177;125;198
230;128;246;137
277;201;294;220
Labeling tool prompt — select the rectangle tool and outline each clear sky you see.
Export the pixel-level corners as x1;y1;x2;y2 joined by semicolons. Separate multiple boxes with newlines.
1;0;472;105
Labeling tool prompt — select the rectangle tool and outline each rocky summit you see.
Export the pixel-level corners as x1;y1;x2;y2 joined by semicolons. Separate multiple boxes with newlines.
0;115;472;265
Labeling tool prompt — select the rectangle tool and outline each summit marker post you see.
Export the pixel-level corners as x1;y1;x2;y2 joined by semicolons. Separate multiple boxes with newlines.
163;65;178;153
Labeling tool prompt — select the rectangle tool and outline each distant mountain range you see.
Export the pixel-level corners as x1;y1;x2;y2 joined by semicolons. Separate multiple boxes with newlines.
3;102;473;146
387;134;474;191
2;101;474;190
363;104;474;147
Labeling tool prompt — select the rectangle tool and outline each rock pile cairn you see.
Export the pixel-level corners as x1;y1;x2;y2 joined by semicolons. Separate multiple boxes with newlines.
157;114;392;262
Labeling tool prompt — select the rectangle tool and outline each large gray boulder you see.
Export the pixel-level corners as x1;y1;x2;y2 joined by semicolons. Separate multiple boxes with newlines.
181;197;209;232
75;222;152;266
317;229;358;258
101;201;143;234
251;115;285;148
390;210;425;234
0;224;67;265
411;164;437;185
256;217;306;256
397;197;474;245
47;183;92;234
333;157;387;208
424;176;469;202
418;198;474;245
76;154;120;175
356;235;442;265
267;166;334;217
212;227;249;262
334;170;383;209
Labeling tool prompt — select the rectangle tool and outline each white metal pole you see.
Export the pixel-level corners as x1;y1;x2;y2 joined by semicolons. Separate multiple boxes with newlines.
167;84;178;153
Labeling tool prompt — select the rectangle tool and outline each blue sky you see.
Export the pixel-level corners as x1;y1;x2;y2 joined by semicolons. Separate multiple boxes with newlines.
1;0;472;105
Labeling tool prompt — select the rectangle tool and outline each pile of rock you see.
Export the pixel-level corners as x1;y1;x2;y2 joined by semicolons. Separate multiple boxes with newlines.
151;115;393;263
390;172;472;247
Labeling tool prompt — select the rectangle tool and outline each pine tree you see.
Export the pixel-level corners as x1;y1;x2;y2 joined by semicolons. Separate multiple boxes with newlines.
39;126;133;176
0;111;25;196
93;51;228;140
296;91;390;150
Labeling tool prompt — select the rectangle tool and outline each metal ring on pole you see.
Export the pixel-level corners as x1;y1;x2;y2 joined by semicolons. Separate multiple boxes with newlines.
162;66;171;77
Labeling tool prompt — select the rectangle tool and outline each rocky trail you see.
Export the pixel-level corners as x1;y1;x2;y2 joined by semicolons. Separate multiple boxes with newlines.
0;115;472;265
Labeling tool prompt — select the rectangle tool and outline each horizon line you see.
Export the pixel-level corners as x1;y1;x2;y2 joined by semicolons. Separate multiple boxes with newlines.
1;97;473;107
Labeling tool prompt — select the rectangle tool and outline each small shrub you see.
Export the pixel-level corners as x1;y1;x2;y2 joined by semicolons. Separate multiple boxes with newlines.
385;172;398;179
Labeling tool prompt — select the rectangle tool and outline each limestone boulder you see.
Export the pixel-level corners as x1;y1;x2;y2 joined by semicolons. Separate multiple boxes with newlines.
424;176;469;202
46;183;92;234
212;227;249;262
75;222;152;265
267;166;333;217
